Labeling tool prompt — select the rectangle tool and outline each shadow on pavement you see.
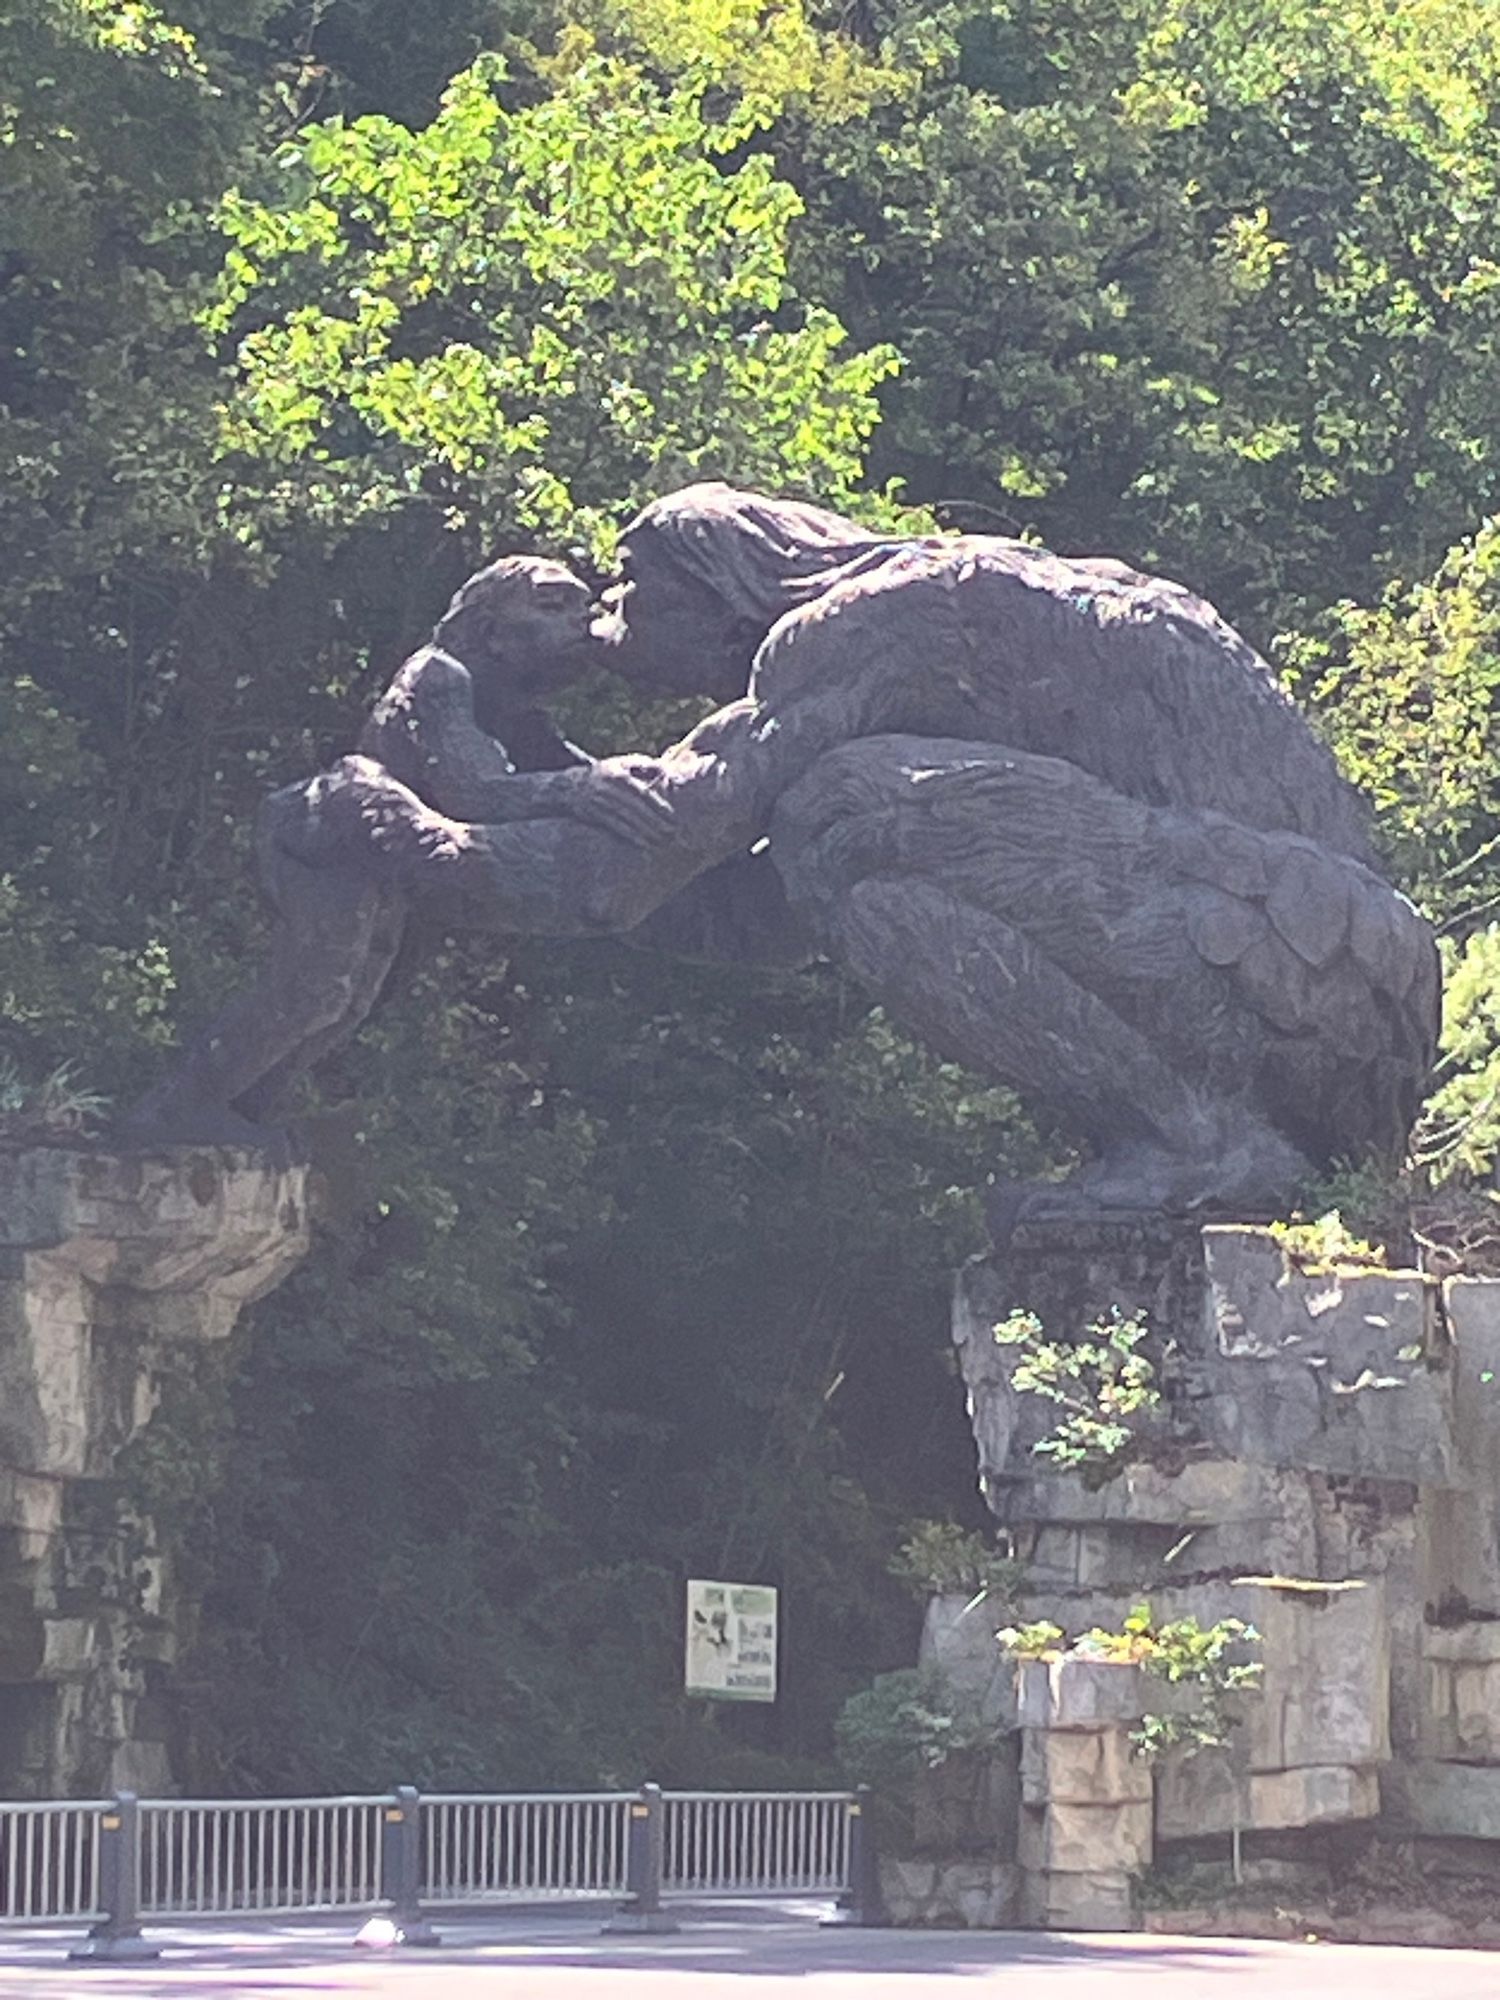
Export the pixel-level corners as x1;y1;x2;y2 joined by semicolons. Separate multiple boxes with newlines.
2;1903;1496;1997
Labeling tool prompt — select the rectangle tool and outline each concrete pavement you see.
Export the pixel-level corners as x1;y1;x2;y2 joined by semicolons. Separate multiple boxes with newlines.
0;1904;1494;1999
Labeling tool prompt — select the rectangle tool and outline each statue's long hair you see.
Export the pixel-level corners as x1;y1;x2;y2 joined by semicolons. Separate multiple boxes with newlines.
626;483;925;631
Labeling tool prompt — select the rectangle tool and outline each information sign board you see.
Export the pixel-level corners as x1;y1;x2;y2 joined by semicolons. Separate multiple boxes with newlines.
684;1579;778;1702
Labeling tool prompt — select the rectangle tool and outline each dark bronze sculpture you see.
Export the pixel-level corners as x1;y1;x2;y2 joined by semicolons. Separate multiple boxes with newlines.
124;485;1439;1224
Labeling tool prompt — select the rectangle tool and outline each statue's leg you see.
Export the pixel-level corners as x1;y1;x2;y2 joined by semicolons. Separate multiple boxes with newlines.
118;789;408;1146
803;874;1304;1220
770;735;1432;1218
121;748;614;1143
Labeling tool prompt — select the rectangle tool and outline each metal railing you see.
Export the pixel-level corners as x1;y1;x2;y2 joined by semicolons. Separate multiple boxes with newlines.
1;1782;876;1954
0;1802;105;1924
420;1793;631;1906
139;1796;385;1916
663;1791;852;1898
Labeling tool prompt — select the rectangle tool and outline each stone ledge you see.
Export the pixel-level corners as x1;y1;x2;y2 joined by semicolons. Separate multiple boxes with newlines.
1424;1620;1500;1663
1249;1764;1380;1828
1384;1760;1500;1839
1016;1657;1147;1732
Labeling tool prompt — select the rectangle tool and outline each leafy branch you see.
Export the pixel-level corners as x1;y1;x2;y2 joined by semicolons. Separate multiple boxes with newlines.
993;1305;1161;1475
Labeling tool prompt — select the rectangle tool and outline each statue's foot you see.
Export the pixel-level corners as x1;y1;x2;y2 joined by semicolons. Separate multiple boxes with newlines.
988;1128;1312;1242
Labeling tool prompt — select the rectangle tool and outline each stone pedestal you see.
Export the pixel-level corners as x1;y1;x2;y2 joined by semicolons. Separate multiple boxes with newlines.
0;1144;309;1796
1015;1656;1151;1929
925;1220;1500;1927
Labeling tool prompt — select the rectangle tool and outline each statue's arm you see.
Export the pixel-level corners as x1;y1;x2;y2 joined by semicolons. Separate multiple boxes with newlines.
358;648;593;818
480;661;884;927
299;673;848;940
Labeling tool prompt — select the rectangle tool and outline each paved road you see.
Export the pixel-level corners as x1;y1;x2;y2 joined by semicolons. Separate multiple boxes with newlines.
0;1905;1494;1999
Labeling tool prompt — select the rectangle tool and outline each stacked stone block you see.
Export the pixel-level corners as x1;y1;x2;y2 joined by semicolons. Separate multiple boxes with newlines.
1015;1656;1151;1930
0;1144;309;1795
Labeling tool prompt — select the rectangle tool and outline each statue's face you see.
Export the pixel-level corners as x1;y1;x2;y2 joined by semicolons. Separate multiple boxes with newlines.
445;558;601;713
592;535;759;704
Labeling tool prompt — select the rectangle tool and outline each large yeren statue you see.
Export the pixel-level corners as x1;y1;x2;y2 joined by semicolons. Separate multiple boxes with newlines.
125;485;1438;1225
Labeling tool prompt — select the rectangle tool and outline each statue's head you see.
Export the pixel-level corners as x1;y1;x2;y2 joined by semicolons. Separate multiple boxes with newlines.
434;556;597;711
593;483;900;701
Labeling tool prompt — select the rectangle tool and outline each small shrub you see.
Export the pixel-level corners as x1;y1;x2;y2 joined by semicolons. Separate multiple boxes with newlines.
992;1618;1064;1659
887;1519;1024;1611
993;1305;1160;1475
1268;1208;1387;1274
0;1057;110;1139
834;1666;1002;1854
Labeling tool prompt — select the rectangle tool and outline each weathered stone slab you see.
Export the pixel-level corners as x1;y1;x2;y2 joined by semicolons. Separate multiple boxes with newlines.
1424;1619;1500;1662
1157;1753;1379;1838
1422;1622;1500;1761
1423;1280;1500;1613
1385;1760;1500;1839
1016;1658;1147;1732
0;1470;63;1563
1021;1725;1150;1806
879;1858;1019;1929
1199;1229;1450;1486
1019;1866;1134;1931
1154;1746;1251;1841
1249;1764;1380;1827
1018;1798;1152;1874
1001;1461;1322;1584
1153;1576;1389;1772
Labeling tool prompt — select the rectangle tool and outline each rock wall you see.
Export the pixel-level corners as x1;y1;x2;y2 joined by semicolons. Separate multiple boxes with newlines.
894;1221;1500;1928
0;1144;309;1797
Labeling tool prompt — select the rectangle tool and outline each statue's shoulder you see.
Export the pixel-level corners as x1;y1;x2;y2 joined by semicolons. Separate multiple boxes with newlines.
356;646;480;796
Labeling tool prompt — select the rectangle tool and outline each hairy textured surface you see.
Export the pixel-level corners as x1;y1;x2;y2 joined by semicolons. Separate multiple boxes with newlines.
125;486;1439;1222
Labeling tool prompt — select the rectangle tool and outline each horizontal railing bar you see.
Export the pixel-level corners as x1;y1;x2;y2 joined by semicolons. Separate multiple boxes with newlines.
135;1795;386;1811
420;1793;630;1806
660;1800;856;1816
0;1808;110;1824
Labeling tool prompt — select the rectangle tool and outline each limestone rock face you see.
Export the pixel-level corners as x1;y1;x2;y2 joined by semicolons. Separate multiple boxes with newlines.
937;1220;1500;1926
0;1144;309;1797
1199;1228;1449;1485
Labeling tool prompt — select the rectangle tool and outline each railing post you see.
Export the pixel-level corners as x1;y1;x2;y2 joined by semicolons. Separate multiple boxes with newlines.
823;1786;886;1928
602;1782;677;1933
360;1786;441;1948
69;1792;159;1962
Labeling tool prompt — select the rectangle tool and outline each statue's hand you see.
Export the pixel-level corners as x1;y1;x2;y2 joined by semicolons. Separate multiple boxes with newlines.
554;761;677;849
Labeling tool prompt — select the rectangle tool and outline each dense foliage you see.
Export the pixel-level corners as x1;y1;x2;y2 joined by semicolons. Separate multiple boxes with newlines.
8;0;1500;1789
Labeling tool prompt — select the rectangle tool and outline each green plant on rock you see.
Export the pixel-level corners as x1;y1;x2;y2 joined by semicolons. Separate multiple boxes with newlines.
0;1057;110;1139
993;1305;1160;1476
998;1602;1262;1757
1268;1208;1388;1274
991;1618;1064;1660
887;1519;1024;1611
1127;1610;1263;1758
834;1664;1002;1853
